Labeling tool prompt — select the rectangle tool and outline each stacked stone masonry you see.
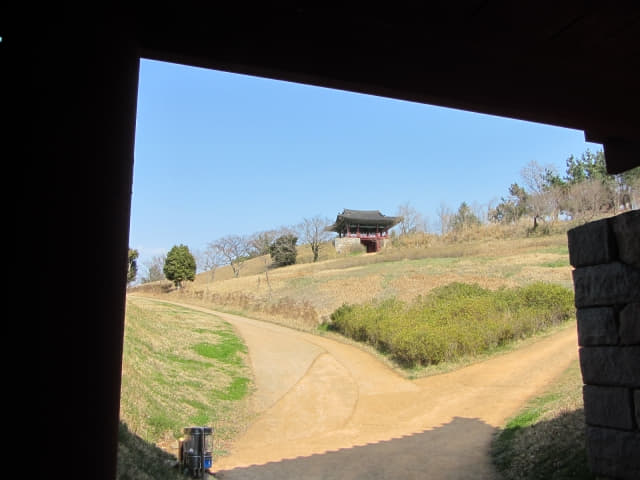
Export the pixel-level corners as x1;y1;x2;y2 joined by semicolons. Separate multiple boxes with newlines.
567;210;640;480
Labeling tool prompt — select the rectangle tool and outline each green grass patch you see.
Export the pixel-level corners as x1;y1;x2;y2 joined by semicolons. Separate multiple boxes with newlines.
189;412;210;426
499;409;545;444
119;297;254;477
329;281;574;367
179;379;203;389
147;412;176;438
317;322;331;333
213;377;251;401
182;398;208;411
492;360;594;479
192;330;247;365
165;353;211;370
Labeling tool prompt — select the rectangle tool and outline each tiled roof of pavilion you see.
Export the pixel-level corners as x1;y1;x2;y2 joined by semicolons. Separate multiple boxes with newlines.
327;209;401;232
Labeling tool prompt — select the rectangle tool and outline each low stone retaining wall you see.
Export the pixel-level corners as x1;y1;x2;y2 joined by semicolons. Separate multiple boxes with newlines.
334;237;391;254
567;210;639;480
334;237;363;254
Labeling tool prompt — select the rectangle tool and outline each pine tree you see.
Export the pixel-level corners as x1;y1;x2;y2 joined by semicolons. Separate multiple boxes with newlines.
163;244;196;288
269;234;298;267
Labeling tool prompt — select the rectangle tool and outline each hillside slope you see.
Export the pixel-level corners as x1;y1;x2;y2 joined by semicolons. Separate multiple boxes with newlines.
131;230;573;330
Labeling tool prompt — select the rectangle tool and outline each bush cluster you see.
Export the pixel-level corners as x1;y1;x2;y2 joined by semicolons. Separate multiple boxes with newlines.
329;282;574;367
270;234;298;267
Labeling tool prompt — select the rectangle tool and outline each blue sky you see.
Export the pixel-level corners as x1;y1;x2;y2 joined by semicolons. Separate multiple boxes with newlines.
130;58;601;270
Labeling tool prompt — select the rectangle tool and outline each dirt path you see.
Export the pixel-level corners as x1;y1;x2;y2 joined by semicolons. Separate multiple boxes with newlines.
148;299;579;479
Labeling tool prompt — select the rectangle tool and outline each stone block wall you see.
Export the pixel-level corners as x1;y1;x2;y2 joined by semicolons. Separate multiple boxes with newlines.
333;237;363;254
567;210;640;480
334;237;391;254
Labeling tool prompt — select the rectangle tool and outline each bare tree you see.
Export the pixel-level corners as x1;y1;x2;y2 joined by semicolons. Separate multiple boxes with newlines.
298;216;332;262
141;254;166;283
526;189;554;229
192;248;205;274
620;168;640;210
471;201;488;225
436;203;452;235
249;230;278;256
566;179;610;222
520;160;560;229
208;235;251;278
520;162;540;191
261;255;273;298
396;202;424;236
419;215;430;234
201;244;223;288
249;226;297;257
546;185;567;224
624;172;640;210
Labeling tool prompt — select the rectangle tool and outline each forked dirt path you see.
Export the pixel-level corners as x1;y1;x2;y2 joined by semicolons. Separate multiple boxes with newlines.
152;299;579;480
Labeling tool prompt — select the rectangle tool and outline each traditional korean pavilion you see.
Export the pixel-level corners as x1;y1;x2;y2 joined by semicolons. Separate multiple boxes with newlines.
327;209;401;253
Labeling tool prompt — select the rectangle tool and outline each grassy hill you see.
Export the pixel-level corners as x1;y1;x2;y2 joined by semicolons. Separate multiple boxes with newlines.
118;297;255;478
131;221;575;332
122;221;586;478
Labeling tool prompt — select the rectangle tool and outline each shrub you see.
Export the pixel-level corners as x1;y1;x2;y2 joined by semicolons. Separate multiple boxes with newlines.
329;282;574;367
270;234;298;267
163;244;196;288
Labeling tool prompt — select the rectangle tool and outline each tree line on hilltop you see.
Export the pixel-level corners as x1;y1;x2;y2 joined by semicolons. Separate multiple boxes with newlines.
128;148;639;287
128;215;334;287
395;148;639;236
489;149;639;230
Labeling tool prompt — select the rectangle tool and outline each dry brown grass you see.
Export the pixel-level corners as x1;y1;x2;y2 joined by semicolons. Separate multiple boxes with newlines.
130;221;575;330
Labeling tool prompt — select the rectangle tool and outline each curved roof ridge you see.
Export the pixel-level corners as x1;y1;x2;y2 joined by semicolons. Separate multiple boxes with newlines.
327;208;401;232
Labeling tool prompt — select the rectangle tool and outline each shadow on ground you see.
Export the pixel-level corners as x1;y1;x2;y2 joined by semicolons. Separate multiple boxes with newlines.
492;408;594;480
118;412;595;479
214;417;498;480
117;421;183;480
